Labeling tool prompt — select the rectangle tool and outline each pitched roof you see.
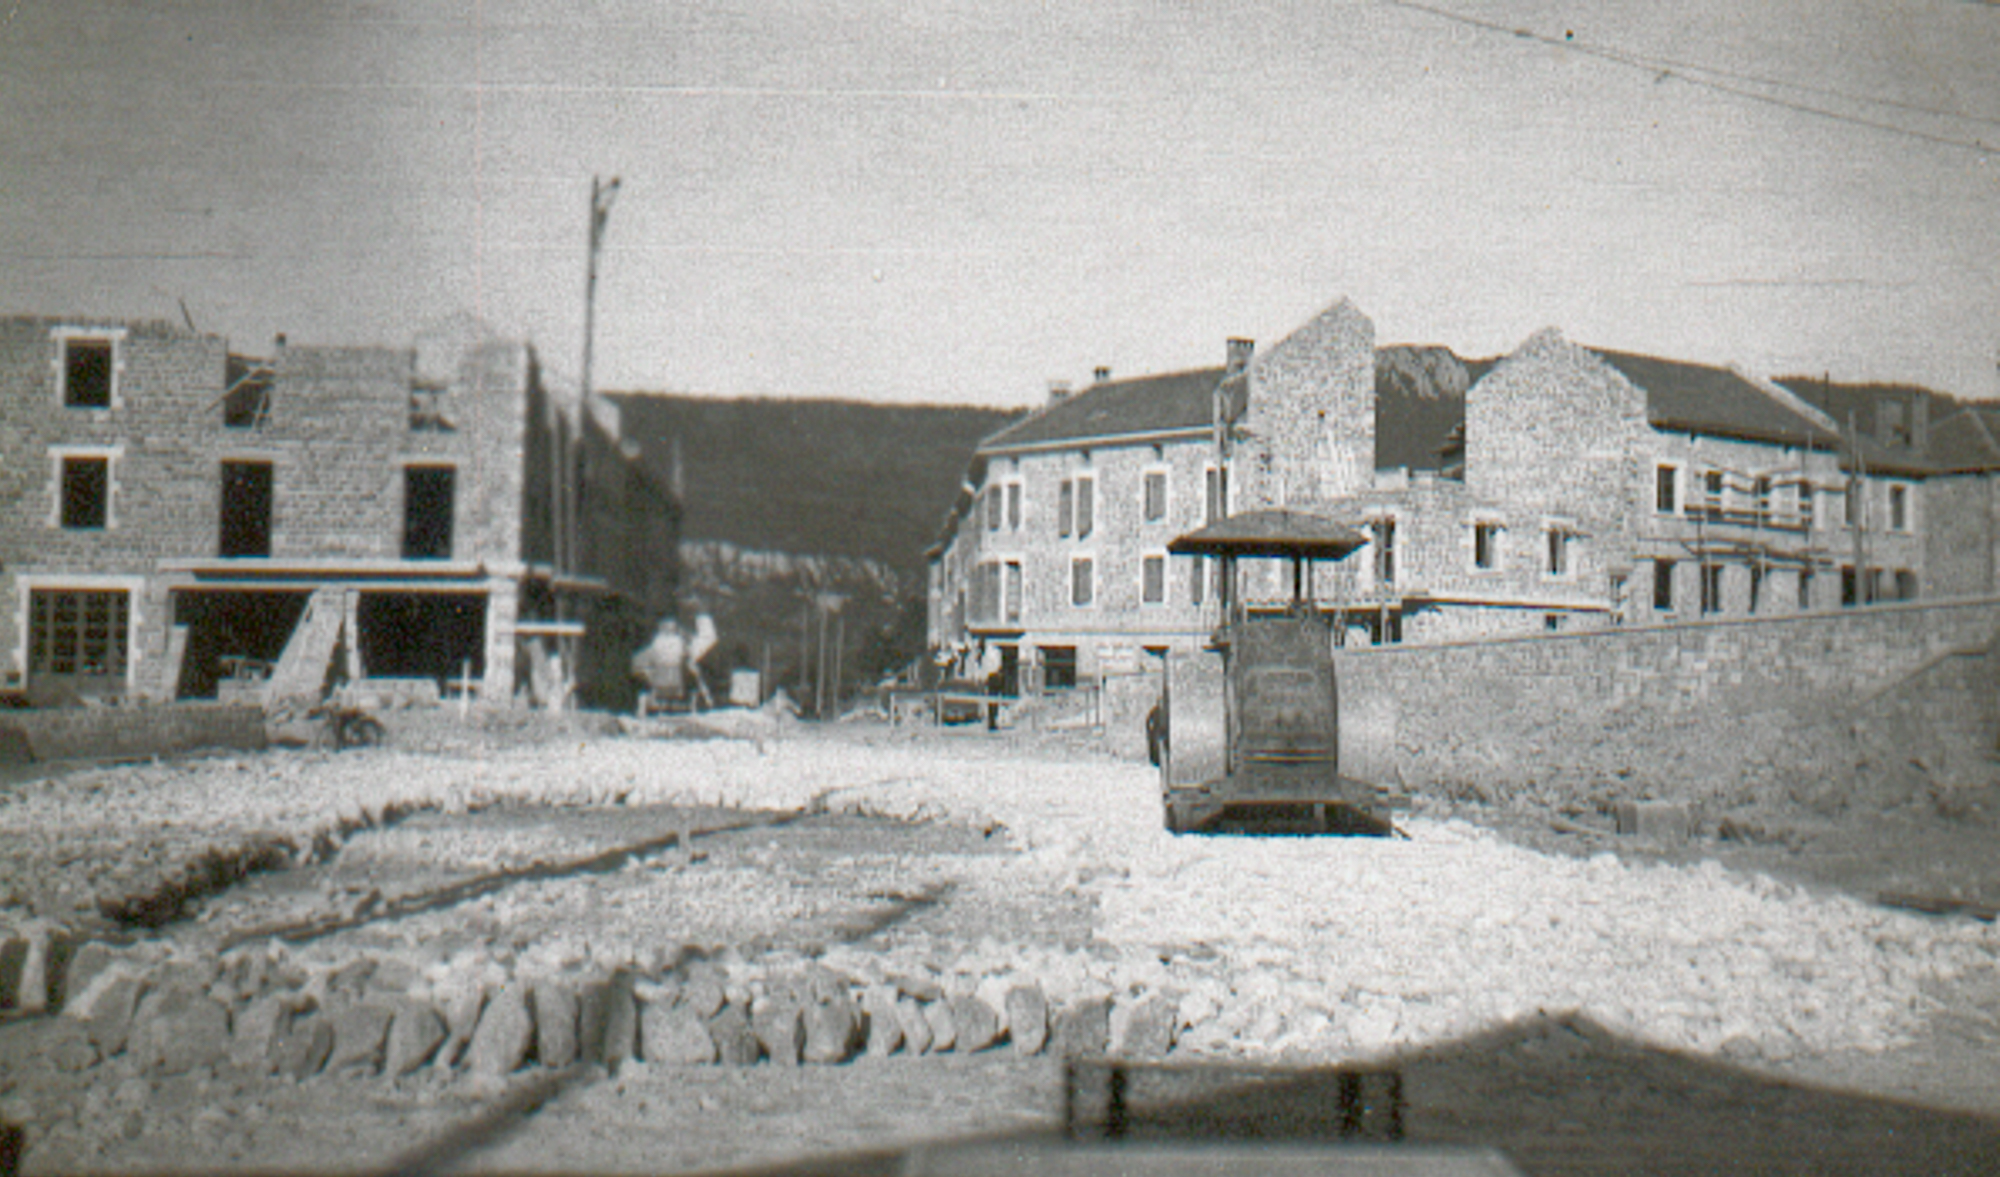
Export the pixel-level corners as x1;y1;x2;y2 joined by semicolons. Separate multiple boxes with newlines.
1167;509;1368;559
1592;349;1842;449
977;367;1220;452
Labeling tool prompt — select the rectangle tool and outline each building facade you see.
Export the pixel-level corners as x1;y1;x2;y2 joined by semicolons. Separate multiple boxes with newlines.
927;297;1976;689
0;316;674;707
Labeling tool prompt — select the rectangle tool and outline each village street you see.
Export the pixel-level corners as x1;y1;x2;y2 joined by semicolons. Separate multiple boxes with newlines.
3;711;2000;1174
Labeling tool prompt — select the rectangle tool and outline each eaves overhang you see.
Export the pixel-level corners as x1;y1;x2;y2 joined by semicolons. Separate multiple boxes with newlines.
978;425;1210;459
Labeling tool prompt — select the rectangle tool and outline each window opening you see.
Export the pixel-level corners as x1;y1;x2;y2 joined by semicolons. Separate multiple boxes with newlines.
1700;563;1722;614
1142;554;1166;604
62;337;114;408
1373;519;1395;586
1006;483;1022;530
1071;556;1094;606
1041;646;1078;690
403;466;455;560
60;457;109;529
1058;479;1074;537
1143;471;1167;522
1075;476;1095;539
219;461;274;557
1655;465;1677;514
1653;560;1675;611
29;588;129;687
1473;522;1499;570
1004;561;1023;623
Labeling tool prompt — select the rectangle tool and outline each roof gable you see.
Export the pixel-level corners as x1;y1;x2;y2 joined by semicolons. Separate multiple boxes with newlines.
1592;349;1841;449
978;367;1221;452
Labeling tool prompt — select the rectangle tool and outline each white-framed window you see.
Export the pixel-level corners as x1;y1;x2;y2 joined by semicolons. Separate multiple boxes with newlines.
1369;516;1396;586
1754;474;1772;523
1888;483;1910;532
984;485;1002;532
1003;560;1023;623
1070;554;1095;607
1006;481;1022;530
1798;478;1815;529
52;326;126;410
1653;559;1675;612
48;445;123;530
1700;562;1723;614
1654;464;1678;515
1074;474;1095;539
1204;464;1229;523
1189;556;1206;606
17;575;145;693
1057;479;1073;537
1544;521;1577;578
1141;552;1167;605
1142;468;1169;523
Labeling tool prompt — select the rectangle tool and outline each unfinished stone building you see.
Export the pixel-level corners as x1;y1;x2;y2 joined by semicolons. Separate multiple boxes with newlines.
0;316;676;708
928;297;1979;689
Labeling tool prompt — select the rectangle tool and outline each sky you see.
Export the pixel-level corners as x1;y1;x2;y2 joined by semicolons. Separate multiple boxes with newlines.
3;0;1996;408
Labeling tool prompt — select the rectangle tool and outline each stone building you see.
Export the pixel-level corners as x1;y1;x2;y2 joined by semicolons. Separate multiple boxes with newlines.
0;315;675;707
927;297;1974;688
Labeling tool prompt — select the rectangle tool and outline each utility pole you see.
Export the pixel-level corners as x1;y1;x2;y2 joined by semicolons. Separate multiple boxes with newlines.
1847;405;1869;606
573;175;621;576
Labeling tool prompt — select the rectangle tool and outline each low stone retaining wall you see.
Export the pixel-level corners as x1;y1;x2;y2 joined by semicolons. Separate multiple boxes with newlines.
9;929;1184;1084
0;702;268;764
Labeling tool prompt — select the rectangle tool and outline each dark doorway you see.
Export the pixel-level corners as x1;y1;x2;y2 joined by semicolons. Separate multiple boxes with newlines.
403;466;455;559
358;592;485;687
219;461;274;557
172;590;308;699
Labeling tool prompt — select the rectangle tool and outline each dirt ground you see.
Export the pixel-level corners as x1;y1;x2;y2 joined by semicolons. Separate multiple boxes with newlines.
3;716;1999;1175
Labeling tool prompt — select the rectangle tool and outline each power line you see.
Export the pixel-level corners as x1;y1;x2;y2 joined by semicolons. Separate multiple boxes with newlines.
1380;0;1998;158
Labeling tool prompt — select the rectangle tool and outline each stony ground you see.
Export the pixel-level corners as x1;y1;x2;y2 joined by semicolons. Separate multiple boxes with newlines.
2;710;1999;1174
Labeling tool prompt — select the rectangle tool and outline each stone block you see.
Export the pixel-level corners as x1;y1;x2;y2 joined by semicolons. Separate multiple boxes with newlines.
48;1021;100;1072
922;1000;957;1052
273;1012;334;1080
680;974;726;1020
579;971;638;1069
385;1001;448;1076
1111;994;1176;1058
642;999;717;1066
950;996;1001;1053
890;972;943;1003
436;987;486;1070
1615;800;1692;844
1005;985;1049;1056
57;941;126;1012
464;985;535;1077
752;998;804;1066
72;970;146;1057
803;993;859;1064
706;1002;761;1066
1050;996;1111;1059
894;997;934;1055
533;983;580;1068
130;986;232;1076
326;1003;395;1074
231;991;301;1069
859;985;903;1058
15;925;73;1015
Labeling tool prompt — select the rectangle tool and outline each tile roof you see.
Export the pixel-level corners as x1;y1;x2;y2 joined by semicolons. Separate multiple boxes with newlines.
1592;349;1843;449
977;367;1220;452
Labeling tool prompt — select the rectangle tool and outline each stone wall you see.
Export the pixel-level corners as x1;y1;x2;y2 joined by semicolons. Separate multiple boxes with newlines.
0;702;268;763
1335;595;2000;810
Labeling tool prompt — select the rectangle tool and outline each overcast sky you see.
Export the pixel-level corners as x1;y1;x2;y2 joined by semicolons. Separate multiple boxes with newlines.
3;1;1996;407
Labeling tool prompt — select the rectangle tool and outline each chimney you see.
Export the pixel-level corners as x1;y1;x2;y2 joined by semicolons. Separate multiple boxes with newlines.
1093;366;1112;384
1226;337;1254;375
1047;379;1072;406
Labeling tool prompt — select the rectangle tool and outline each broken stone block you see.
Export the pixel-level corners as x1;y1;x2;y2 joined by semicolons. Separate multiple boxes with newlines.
15;924;73;1015
436;986;486;1070
1110;994;1176;1058
57;941;125;1012
803;992;859;1064
1050;996;1112;1059
895;997;934;1055
464;985;535;1077
1615;800;1692;844
859;985;903;1058
751;998;804;1066
231;991;302;1069
585;971;640;1071
273;1012;334;1080
889;972;943;1003
130;986;232;1076
642;999;717;1066
384;1001;447;1077
1005;985;1050;1056
533;983;580;1068
72;970;146;1058
326;1003;395;1074
950;996;1001;1053
922;1000;958;1052
706;1002;761;1066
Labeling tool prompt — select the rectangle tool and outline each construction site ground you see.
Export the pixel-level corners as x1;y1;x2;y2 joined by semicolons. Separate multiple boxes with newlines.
2;711;1999;1175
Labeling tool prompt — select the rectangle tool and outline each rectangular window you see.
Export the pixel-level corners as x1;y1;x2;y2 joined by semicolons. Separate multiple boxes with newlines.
1473;522;1499;570
224;358;272;428
1545;528;1570;577
1655;465;1677;514
985;486;1001;532
1205;467;1228;523
219;461;274;557
1143;471;1168;522
1070;556;1094;606
402;465;455;560
1189;557;1206;606
1141;554;1166;604
1373;519;1395;586
61;337;114;408
1004;561;1023;623
1797;568;1813;610
1653;560;1674;611
1841;565;1858;607
1799;480;1815;529
1894;569;1918;601
1075;476;1095;539
29;588;130;687
1041;646;1078;691
1058;479;1074;537
1700;563;1722;614
60;456;110;530
1754;475;1772;522
1006;483;1022;530
1748;565;1762;614
1889;484;1908;532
